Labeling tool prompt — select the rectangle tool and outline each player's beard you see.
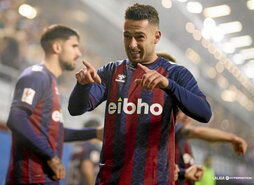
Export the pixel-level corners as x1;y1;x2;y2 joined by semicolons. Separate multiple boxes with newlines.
60;59;75;71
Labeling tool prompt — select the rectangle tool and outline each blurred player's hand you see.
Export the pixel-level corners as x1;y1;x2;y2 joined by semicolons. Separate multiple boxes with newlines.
232;135;248;155
174;164;180;181
47;156;66;180
185;165;204;181
76;60;101;85
96;126;104;141
135;63;169;90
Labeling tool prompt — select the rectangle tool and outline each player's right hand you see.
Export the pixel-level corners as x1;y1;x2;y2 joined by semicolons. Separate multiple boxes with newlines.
185;165;204;181
47;156;66;180
76;60;101;85
232;135;248;155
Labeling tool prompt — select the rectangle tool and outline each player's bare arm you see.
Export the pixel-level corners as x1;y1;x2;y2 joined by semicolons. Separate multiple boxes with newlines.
183;125;248;155
135;63;169;91
76;60;101;85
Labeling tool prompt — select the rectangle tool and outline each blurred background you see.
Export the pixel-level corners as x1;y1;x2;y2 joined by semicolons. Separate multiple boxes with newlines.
0;0;254;184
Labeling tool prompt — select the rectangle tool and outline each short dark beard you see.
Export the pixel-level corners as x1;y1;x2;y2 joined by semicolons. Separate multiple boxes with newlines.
61;62;75;71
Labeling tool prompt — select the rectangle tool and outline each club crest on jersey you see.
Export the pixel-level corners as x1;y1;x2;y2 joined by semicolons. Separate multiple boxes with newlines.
21;88;35;105
115;74;126;83
108;98;163;115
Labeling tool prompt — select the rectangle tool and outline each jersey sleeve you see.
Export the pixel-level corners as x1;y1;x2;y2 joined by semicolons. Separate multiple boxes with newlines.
64;127;97;142
68;62;114;116
165;66;211;123
11;70;49;113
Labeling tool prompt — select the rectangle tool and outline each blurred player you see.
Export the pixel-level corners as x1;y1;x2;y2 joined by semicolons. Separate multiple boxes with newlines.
5;25;101;185
66;119;102;185
175;111;247;185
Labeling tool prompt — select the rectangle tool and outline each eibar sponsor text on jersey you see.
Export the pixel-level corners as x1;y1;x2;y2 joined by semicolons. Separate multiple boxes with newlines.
108;98;163;115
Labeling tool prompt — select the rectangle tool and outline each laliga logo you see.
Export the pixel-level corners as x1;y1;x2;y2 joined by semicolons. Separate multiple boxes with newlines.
108;98;163;116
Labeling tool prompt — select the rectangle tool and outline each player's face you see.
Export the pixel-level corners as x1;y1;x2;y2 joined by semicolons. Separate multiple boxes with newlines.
123;19;161;64
59;36;81;71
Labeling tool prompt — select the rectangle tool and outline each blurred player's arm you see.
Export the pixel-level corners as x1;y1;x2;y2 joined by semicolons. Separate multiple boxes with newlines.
81;159;96;185
7;106;65;180
183;124;248;155
64;126;103;142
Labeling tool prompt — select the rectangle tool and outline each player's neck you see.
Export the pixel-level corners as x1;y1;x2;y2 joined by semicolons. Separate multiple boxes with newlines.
43;55;62;78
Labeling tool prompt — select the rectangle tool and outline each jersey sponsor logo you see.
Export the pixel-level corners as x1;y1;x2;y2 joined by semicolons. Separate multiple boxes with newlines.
115;74;126;83
108;98;163;115
52;110;63;122
21;88;36;105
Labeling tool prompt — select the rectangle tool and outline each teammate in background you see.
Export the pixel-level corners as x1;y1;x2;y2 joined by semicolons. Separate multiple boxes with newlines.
157;52;204;183
175;111;247;185
66;119;102;185
5;25;102;185
68;3;212;185
156;51;176;63
157;51;247;184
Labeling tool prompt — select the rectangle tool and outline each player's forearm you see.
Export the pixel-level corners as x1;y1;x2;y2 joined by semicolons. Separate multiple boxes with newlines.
7;107;55;160
189;126;235;142
164;80;211;123
64;127;97;142
68;82;94;115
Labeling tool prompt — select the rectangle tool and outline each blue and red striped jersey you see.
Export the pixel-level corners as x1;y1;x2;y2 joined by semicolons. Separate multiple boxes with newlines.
6;64;64;184
175;124;194;185
68;57;211;185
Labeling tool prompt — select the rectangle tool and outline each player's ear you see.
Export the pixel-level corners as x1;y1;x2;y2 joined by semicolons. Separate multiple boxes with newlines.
52;41;62;54
154;30;161;44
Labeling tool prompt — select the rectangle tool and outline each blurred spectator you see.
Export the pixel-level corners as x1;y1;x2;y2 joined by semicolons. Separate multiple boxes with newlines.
0;36;20;69
66;119;102;185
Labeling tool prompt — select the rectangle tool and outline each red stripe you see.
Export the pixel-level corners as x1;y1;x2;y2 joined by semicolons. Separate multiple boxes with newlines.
47;79;61;153
118;68;143;184
143;87;164;184
99;64;125;184
29;99;45;182
30;99;43;135
168;111;176;185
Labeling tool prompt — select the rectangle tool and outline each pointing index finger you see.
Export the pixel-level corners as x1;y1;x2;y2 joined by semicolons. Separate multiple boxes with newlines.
137;63;150;73
82;60;94;70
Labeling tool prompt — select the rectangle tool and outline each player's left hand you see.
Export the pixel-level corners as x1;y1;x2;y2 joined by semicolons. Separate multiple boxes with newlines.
135;63;169;91
232;136;248;155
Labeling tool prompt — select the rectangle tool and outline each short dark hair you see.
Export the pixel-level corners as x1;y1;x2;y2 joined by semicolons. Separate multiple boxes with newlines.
125;3;159;27
40;24;80;53
83;119;100;128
